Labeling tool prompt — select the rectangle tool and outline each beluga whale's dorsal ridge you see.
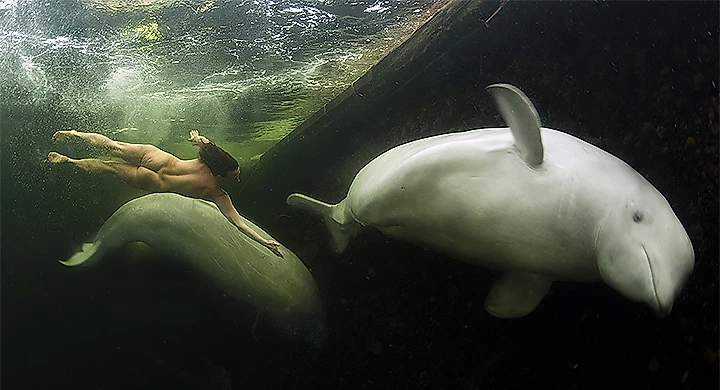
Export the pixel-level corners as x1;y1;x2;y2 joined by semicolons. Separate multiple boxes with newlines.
486;83;544;168
287;83;694;319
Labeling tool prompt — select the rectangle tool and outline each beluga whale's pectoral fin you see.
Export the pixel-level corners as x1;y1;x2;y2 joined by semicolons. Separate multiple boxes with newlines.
486;83;544;168
484;272;553;318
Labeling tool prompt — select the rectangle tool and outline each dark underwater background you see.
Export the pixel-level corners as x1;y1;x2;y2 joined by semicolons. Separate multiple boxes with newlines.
1;1;718;389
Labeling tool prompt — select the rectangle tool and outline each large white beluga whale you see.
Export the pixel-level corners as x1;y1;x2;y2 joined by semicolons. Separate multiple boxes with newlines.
61;193;326;346
287;83;695;319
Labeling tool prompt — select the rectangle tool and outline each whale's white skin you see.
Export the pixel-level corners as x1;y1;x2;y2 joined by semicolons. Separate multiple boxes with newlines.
62;193;325;346
287;84;694;319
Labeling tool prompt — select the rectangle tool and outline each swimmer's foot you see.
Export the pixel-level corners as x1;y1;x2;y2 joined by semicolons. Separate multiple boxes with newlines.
52;130;78;143
48;152;70;164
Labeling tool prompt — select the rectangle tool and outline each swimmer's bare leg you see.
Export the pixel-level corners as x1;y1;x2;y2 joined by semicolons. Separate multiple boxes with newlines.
48;151;71;164
48;152;164;191
52;130;176;170
52;130;116;149
49;152;112;174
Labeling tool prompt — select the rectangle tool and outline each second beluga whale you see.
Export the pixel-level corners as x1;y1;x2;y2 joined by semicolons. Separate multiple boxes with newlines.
61;193;326;346
287;83;694;319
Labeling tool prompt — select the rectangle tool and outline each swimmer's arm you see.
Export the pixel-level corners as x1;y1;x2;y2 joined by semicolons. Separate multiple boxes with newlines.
212;190;284;258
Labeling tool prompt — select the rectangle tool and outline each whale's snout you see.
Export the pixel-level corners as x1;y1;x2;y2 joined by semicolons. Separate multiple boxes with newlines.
653;301;673;318
645;227;695;317
644;246;675;318
597;189;696;316
598;225;694;316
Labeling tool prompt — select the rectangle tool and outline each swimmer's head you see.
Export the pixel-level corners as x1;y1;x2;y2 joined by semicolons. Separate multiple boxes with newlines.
198;142;240;180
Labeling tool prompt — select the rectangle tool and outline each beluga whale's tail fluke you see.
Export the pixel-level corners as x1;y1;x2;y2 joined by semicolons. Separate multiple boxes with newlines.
60;242;102;267
286;194;358;253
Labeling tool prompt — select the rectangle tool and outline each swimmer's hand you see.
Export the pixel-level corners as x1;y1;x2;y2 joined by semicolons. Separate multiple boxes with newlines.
263;239;284;258
188;130;210;145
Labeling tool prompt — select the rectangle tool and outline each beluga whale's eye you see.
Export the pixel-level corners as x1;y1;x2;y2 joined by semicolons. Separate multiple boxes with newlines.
632;211;643;223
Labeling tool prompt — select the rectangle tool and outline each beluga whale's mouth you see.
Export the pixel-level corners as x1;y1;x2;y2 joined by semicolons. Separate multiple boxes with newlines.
642;244;669;316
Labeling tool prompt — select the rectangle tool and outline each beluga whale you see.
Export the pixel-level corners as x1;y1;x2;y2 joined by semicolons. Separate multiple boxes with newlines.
61;193;326;346
287;83;694;319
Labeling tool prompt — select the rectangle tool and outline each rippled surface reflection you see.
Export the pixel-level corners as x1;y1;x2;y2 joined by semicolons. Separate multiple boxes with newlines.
1;0;436;144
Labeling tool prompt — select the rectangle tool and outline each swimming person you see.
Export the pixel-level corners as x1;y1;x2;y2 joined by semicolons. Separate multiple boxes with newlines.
48;130;283;258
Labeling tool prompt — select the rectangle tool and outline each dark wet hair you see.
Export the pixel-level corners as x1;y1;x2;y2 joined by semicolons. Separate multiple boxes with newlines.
198;142;239;177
